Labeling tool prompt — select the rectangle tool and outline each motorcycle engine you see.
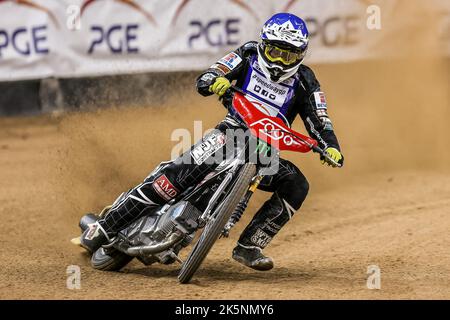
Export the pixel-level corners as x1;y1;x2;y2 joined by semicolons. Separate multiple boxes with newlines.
151;200;200;242
117;201;201;265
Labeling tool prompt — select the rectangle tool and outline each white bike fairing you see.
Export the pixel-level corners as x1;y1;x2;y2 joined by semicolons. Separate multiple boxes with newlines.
240;54;299;121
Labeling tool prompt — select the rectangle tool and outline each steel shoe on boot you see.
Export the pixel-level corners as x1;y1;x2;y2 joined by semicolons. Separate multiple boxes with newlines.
80;221;110;253
232;243;274;271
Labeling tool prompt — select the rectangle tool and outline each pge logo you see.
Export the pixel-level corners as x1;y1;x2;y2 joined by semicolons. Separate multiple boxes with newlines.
81;0;157;54
281;0;362;47
176;0;258;48
0;0;58;58
188;18;240;48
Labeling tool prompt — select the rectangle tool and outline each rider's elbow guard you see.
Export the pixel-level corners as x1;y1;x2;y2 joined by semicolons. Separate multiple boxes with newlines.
196;71;221;96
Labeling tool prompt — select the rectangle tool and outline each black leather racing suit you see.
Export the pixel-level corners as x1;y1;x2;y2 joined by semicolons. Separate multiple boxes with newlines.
98;41;342;250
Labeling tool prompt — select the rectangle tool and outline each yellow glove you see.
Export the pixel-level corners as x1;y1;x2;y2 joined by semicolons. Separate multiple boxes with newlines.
321;147;343;167
209;77;231;96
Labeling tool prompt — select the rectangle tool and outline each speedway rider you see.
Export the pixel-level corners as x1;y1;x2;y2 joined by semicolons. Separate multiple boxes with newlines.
80;13;344;271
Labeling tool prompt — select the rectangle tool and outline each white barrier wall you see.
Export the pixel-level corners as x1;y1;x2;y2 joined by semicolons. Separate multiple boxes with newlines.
0;0;448;81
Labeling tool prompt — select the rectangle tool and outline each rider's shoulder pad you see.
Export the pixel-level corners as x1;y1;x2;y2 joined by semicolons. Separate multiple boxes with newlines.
298;64;320;92
242;41;258;49
241;41;258;53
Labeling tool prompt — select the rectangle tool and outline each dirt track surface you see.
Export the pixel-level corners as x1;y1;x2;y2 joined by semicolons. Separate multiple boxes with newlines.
1;57;449;299
0;120;449;299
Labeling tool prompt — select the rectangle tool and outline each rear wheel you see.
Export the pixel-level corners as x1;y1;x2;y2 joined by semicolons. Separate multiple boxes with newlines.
91;247;133;271
178;163;256;284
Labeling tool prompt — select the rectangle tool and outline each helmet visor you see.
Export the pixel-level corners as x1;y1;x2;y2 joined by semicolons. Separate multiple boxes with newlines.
264;44;304;66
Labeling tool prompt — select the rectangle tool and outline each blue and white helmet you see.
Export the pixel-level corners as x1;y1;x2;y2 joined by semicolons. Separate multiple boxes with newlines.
258;13;310;83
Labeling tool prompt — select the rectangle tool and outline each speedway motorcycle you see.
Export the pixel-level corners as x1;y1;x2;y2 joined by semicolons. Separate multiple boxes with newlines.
72;86;341;284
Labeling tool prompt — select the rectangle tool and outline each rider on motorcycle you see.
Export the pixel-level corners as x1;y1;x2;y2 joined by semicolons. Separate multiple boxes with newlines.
80;13;344;271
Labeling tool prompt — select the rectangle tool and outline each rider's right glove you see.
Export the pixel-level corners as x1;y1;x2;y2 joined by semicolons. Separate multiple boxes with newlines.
209;77;231;97
321;147;343;168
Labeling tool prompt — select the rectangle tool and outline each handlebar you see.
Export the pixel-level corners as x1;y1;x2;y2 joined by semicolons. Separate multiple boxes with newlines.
271;127;342;168
227;85;342;168
311;144;343;168
229;84;246;95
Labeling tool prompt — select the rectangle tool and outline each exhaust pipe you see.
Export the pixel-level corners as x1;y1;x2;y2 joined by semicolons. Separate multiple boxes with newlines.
126;233;183;256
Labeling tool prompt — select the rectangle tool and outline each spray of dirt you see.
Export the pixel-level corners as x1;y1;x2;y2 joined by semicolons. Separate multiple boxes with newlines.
50;92;220;220
49;1;449;220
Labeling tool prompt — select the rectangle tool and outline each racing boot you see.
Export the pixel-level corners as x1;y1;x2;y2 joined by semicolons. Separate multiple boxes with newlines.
233;191;301;271
232;243;274;271
79;221;110;253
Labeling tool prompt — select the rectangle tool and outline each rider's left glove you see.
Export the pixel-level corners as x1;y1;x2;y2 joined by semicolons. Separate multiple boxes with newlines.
209;77;231;97
321;147;343;168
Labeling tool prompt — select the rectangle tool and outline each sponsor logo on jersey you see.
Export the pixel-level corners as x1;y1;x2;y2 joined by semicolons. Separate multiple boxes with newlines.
314;91;327;109
210;63;231;75
316;109;328;117
191;131;226;165
244;60;294;112
218;52;242;70
152;174;179;201
249;74;288;106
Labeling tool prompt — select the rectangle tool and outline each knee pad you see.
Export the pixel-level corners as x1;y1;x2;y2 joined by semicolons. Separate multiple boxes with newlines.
277;173;309;210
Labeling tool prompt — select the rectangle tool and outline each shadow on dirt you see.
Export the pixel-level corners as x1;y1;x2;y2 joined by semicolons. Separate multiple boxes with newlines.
125;261;315;285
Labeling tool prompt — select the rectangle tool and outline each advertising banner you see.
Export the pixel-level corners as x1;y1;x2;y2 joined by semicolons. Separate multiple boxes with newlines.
0;0;448;81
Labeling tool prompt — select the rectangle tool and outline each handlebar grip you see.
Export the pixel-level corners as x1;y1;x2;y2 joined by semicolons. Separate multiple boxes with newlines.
324;155;343;168
311;145;324;154
312;145;343;168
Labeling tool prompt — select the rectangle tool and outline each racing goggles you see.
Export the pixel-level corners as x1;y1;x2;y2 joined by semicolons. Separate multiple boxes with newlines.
264;44;304;65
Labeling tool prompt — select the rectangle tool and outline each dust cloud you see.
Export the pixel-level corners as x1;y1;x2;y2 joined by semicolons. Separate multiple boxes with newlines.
50;0;449;219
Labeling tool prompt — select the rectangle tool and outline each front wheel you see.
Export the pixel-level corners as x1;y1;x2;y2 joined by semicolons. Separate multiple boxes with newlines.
91;247;134;271
178;163;256;283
